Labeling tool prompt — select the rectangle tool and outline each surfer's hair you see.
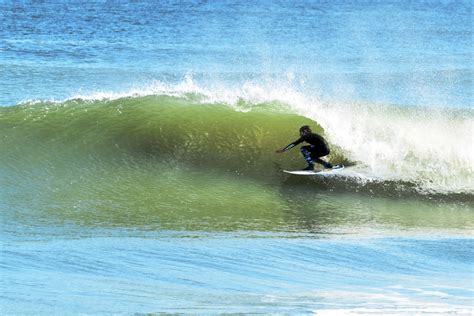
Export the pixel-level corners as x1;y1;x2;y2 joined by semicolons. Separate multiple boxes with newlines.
299;125;312;135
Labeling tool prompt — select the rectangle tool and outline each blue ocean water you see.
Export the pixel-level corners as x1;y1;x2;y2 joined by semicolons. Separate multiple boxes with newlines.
1;0;472;106
2;235;473;314
1;1;473;314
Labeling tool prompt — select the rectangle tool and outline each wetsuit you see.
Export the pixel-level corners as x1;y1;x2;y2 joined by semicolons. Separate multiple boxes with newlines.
282;133;333;168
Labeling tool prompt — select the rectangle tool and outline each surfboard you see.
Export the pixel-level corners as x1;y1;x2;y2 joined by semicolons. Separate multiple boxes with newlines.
283;165;344;175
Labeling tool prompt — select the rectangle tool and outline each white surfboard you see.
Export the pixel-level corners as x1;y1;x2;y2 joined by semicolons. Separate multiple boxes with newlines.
283;165;344;175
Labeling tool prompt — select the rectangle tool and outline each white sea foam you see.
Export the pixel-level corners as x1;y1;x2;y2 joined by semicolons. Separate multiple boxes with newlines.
311;288;472;315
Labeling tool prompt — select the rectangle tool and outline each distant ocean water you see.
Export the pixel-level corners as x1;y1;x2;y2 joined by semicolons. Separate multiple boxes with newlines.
1;1;473;314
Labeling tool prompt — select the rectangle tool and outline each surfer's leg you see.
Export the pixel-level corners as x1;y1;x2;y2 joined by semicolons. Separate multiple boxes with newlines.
313;156;333;169
300;146;314;170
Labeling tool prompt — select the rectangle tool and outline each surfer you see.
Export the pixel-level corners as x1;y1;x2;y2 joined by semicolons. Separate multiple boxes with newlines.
276;125;333;170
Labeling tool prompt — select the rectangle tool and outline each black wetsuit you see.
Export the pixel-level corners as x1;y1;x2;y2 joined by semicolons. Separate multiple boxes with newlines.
283;133;332;168
283;133;330;156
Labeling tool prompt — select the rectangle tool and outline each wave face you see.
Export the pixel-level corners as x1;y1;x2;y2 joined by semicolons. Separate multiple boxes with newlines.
2;83;473;196
1;95;322;181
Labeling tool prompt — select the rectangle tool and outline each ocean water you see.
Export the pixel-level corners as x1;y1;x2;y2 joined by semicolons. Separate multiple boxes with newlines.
1;0;473;314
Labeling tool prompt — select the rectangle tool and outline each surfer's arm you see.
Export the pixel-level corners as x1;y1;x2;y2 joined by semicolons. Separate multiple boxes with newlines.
276;138;303;153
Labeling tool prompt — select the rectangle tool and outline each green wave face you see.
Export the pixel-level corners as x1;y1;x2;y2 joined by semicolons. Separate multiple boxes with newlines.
1;96;326;174
1;96;315;232
1;96;472;234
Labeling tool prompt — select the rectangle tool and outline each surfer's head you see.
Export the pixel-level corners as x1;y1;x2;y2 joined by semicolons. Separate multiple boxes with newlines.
299;125;312;136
